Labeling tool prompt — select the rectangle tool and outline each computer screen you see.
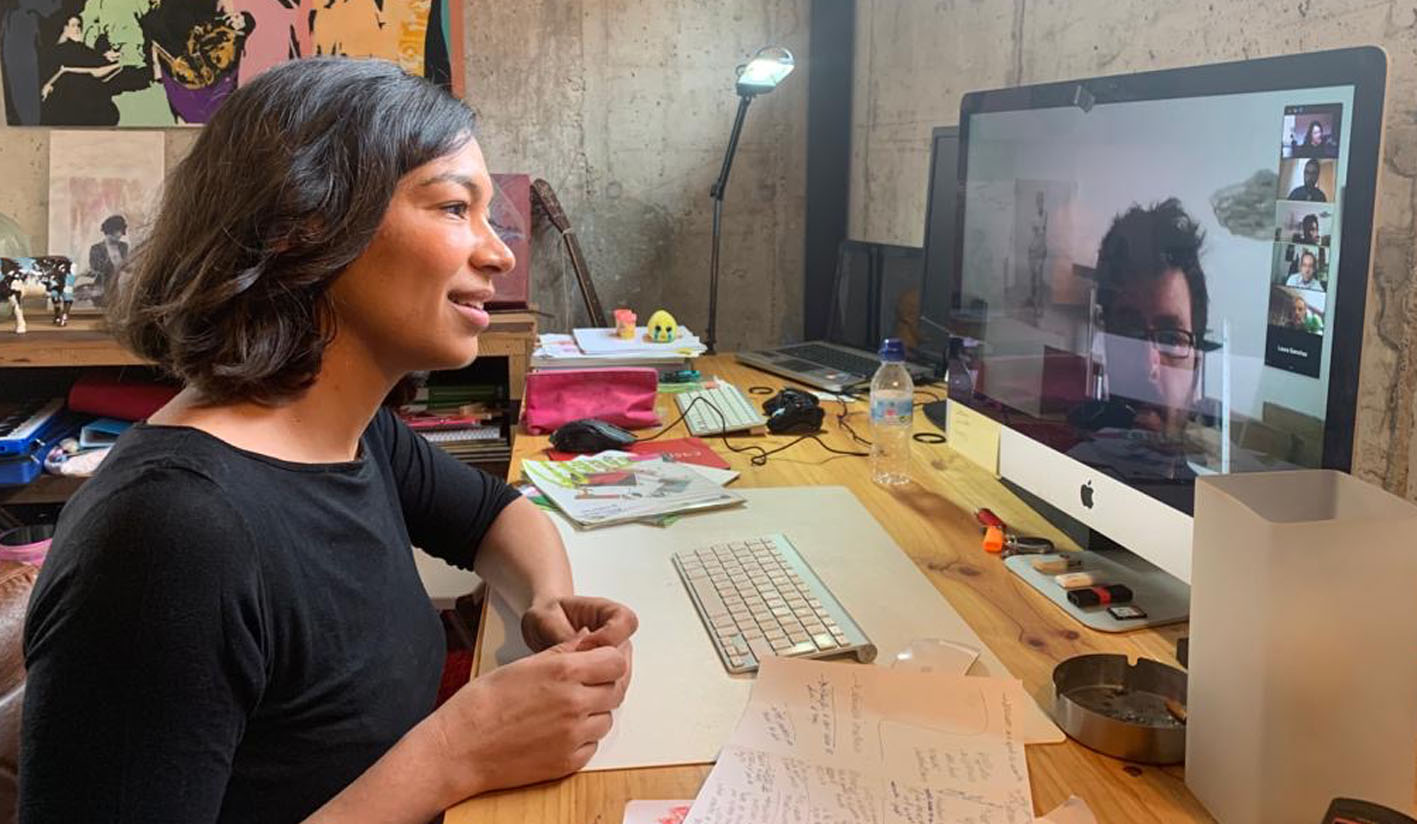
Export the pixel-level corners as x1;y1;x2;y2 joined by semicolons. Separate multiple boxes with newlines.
951;49;1383;518
919;127;960;334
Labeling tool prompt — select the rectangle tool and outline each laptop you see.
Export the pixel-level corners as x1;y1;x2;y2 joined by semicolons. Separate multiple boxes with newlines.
736;241;939;393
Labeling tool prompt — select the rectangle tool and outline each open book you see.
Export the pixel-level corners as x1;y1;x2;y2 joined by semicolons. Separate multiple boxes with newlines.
522;453;744;528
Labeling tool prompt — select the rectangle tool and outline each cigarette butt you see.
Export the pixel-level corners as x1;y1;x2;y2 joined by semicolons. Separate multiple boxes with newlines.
1164;698;1188;723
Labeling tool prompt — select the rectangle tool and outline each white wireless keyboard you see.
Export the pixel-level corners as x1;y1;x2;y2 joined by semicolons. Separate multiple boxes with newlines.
673;381;767;437
672;533;877;674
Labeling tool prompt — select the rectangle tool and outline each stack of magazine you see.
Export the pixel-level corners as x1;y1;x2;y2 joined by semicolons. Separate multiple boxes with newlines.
522;452;742;528
398;381;509;466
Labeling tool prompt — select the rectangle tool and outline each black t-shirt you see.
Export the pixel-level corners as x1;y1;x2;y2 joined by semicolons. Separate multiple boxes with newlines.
21;409;520;823
1287;184;1328;202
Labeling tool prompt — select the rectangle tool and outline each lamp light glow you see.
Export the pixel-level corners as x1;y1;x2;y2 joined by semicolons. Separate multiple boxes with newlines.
735;46;795;96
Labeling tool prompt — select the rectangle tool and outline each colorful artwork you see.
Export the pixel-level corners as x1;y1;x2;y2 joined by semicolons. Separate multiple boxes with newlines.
0;0;463;127
488;172;530;308
48;130;164;312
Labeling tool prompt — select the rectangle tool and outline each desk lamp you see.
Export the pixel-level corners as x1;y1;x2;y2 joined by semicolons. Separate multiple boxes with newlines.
704;46;794;354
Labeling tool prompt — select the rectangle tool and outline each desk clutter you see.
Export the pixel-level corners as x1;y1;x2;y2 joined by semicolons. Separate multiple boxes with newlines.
395;378;510;467
0;369;176;487
531;321;706;371
522;451;742;528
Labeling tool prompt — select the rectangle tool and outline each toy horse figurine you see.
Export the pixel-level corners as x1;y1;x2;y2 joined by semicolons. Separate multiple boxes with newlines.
1;256;75;334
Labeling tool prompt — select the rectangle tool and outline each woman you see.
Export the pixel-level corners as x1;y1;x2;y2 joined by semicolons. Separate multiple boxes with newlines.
86;213;127;306
21;57;637;823
39;15;125;125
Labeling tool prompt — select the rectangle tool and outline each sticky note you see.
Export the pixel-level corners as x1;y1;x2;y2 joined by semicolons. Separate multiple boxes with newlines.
946;400;1002;474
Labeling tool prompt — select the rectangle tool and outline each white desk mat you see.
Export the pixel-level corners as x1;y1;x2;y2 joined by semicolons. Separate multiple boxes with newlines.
478;486;1062;771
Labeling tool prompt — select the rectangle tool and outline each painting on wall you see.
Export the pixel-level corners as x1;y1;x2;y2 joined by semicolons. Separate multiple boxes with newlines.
0;0;464;127
48;130;164;312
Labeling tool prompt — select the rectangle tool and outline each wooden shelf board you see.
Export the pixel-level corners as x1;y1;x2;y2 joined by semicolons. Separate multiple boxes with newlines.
0;474;86;506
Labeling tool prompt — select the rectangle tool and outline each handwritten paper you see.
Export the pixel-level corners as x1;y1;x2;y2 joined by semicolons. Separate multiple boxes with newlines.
684;656;1033;824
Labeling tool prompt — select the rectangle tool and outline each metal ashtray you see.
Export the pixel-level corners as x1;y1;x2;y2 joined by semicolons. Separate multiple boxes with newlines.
1051;653;1187;764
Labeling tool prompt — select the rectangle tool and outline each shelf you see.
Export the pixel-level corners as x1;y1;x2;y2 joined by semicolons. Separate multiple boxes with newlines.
0;317;148;368
0;310;536;508
0;474;86;506
0;312;538;371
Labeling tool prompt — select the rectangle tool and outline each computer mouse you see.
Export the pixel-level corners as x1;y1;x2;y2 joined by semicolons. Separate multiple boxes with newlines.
550;418;637;454
762;388;825;434
891;638;981;675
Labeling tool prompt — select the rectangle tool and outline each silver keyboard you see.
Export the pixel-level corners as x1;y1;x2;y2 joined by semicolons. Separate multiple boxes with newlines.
673;381;767;437
672;533;876;674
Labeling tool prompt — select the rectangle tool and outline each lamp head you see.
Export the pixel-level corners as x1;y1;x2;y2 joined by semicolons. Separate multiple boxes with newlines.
736;46;794;97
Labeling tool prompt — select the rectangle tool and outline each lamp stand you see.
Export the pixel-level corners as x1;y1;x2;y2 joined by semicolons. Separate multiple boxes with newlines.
705;94;754;355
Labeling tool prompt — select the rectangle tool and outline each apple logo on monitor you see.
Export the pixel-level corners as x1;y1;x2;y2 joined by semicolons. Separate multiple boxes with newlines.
1080;481;1095;509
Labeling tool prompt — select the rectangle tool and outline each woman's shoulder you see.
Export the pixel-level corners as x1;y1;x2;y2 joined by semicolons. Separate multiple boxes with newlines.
56;427;253;549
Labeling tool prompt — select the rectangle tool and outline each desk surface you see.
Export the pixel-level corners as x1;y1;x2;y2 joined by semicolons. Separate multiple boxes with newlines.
447;355;1210;824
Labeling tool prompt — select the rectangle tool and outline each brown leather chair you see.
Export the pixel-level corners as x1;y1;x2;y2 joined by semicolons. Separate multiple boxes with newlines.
0;562;39;824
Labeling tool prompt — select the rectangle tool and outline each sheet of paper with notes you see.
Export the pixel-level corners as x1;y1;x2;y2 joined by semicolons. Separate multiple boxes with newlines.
684;656;1034;824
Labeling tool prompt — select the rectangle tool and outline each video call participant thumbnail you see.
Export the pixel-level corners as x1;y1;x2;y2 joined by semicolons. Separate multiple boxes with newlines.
1286;248;1323;290
1281;104;1341;159
1274;203;1332;248
1287;158;1328;202
1268;285;1324;335
1273;242;1328;291
1277;154;1337;204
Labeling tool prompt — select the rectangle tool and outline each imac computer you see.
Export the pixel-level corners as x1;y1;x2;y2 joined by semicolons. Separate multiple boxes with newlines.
927;47;1387;629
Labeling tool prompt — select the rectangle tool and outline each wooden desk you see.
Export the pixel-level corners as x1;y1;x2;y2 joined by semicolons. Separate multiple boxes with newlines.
447;356;1210;823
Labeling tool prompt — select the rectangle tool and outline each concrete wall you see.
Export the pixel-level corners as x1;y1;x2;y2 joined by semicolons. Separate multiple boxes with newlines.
467;0;809;349
851;0;1417;499
0;0;809;351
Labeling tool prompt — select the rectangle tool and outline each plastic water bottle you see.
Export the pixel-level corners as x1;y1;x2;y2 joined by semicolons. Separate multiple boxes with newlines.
870;338;913;486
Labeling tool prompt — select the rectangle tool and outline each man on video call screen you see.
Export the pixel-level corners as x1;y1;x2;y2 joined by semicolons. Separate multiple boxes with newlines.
958;91;1352;498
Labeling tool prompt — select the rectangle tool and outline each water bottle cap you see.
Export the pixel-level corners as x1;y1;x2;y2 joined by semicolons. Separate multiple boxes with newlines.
878;338;906;362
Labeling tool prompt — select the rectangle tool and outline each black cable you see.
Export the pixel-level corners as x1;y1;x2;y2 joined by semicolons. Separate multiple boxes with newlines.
836;394;871;447
635;394;869;466
635;396;703;443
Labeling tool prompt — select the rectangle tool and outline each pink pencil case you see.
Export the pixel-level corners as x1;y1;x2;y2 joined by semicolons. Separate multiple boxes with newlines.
522;368;660;434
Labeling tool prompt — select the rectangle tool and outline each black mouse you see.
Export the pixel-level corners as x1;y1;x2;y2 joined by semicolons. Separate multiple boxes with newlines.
550;418;637;453
762;388;825;434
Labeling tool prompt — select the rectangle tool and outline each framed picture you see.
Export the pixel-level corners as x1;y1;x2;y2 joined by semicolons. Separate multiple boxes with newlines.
0;0;466;127
47;130;164;314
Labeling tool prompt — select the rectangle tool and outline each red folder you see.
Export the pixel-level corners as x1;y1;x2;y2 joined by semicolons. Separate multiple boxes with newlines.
67;371;179;421
547;436;730;470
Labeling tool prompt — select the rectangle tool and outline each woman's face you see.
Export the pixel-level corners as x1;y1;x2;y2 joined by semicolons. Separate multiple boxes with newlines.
328;138;514;378
1308;122;1323;143
61;16;80;41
